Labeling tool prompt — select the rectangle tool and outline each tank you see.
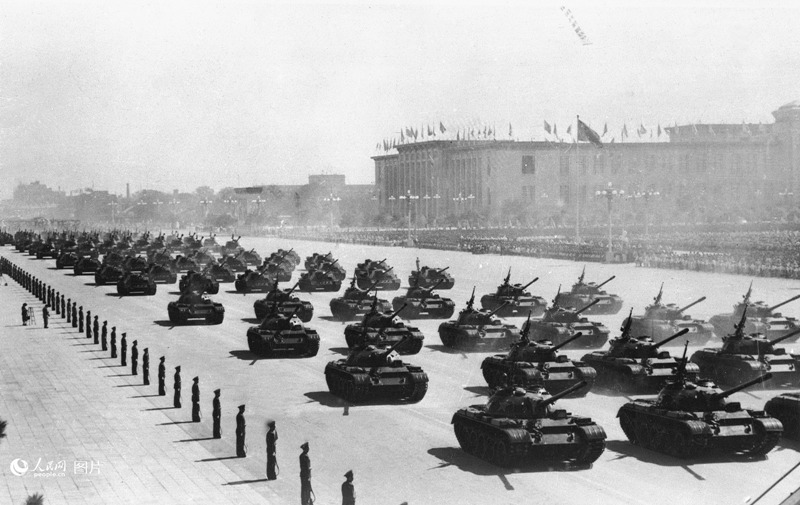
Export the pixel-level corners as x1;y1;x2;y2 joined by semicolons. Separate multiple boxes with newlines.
691;305;800;387
617;363;782;458
234;267;276;293
709;282;800;342
171;255;199;273
554;267;623;315
274;248;301;268
117;271;157;296
344;302;425;354
330;278;393;321
189;249;217;268
246;307;320;357
480;269;546;317
764;393;800;439
305;251;335;271
179;270;220;295
223;234;242;254
438;288;521;350
324;337;429;404
624;284;714;346
167;290;225;324
408;257;455;290
582;313;698;393
206;263;236;283
202;233;222;252
94;264;125;285
528;291;610;348
305;252;346;280
146;263;178;284
219;251;248;273
354;258;401;291
123;255;149;272
55;250;79;269
390;278;455;319
264;248;298;276
482;315;597;396
297;260;344;292
35;242;55;259
451;381;606;467
253;281;314;322
241;248;263;267
73;256;101;275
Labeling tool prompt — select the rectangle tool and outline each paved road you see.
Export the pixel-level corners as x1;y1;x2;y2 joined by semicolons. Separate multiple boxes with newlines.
2;238;800;505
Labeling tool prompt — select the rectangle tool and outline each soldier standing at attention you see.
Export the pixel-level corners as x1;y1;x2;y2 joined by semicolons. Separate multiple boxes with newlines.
110;327;117;358
121;333;127;366
158;357;166;396
60;294;65;317
78;306;84;333
101;321;108;351
300;442;312;505
42;305;49;329
235;405;246;457
21;303;29;326
93;315;99;344
212;389;221;438
131;340;139;375
191;377;201;422
55;291;60;314
142;348;150;385
85;310;91;339
72;302;77;328
266;421;278;480
342;470;355;505
66;298;71;323
173;366;182;408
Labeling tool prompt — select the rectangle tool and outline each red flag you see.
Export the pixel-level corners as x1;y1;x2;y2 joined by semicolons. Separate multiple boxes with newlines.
543;120;552;134
577;118;603;148
439;122;446;133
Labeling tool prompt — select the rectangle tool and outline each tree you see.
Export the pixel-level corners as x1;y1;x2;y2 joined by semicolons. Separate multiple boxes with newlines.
195;186;215;199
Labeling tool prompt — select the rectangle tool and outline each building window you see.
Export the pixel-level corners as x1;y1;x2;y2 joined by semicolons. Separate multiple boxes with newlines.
559;155;570;177
522;155;535;174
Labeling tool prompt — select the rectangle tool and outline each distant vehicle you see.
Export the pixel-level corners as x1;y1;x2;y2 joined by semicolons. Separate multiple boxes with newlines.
438;288;520;350
554;267;623;315
623;284;714;346
117;271;157;296
408;257;454;290
709;282;800;342
480;269;546;317
246;307;320;357
167;290;225;325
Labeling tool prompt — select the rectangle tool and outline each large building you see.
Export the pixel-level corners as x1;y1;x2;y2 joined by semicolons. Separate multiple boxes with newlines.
373;101;800;228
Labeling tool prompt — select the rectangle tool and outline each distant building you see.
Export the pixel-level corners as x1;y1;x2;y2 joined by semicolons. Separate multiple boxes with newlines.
373;101;800;227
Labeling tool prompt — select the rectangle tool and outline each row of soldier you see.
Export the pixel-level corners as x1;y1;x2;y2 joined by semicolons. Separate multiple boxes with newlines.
1;255;358;505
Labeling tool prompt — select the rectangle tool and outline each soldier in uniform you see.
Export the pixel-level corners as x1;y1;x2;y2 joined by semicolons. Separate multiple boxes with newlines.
342;470;355;505
110;327;117;358
60;294;65;317
121;332;127;366
71;302;77;328
101;321;108;351
235;404;246;457
191;377;201;422
212;389;221;438
93;315;99;344
142;348;150;385
78;306;84;333
85;310;91;339
266;421;278;480
300;442;312;505
66;298;71;323
131;340;138;375
55;291;60;314
158;357;166;396
42;305;49;329
173;366;182;408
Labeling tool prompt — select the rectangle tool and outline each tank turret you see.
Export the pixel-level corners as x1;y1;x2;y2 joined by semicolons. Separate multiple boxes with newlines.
554;268;623;315
710;283;800;342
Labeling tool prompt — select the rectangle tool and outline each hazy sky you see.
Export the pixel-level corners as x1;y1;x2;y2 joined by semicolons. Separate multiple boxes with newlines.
1;0;799;199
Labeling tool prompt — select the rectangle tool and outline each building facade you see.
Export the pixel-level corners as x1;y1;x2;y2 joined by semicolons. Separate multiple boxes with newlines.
373;101;800;228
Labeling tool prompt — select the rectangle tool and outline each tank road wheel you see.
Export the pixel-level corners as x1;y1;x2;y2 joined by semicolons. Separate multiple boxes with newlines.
467;429;480;456
669;429;699;459
454;423;470;451
493;440;511;467
484;437;498;464
407;337;423;354
247;334;259;353
747;423;781;457
95;277;105;286
325;372;337;395
634;422;651;449
618;411;637;443
305;337;320;357
574;430;606;465
406;378;428;403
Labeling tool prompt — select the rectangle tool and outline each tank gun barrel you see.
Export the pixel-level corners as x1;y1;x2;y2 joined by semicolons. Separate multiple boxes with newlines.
712;373;773;399
388;303;407;320
363;278;382;292
384;336;409;355
550;331;584;352
768;328;800;346
322;258;341;271
486;302;509;318
519;277;539;291
540;380;589;407
422;278;446;293
575;299;601;315
285;282;300;297
596;275;616;289
434;266;450;274
653;328;690;348
768;293;800;312
678;296;706;314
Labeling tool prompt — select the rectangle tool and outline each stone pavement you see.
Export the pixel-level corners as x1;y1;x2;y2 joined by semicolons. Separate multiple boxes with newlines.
0;279;284;504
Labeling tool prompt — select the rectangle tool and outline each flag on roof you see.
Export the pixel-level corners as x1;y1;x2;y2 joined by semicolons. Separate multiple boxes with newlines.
577;118;603;148
543;120;552;134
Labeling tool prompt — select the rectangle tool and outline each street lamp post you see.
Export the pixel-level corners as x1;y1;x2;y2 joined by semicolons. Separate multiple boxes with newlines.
388;196;396;219
632;189;660;236
199;198;212;218
323;193;341;227
399;190;418;244
595;183;625;262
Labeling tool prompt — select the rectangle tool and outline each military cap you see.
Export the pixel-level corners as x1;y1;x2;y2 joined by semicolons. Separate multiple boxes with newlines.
344;470;353;478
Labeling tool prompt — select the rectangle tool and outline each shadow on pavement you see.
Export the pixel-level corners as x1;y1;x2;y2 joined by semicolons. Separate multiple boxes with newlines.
239;317;259;324
106;373;134;377
426;344;473;356
130;394;162;398
224;478;268;486
196;456;242;462
143;406;178;411
304;391;349;408
115;384;143;388
604;440;769;471
153;320;177;328
176;437;217;443
158;420;196;425
229;350;263;362
427;447;592;476
97;365;122;368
